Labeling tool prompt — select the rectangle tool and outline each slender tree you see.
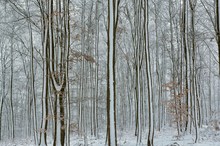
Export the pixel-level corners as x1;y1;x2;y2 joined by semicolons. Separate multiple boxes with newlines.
144;0;154;145
189;0;199;142
216;0;220;74
25;0;38;143
9;22;15;140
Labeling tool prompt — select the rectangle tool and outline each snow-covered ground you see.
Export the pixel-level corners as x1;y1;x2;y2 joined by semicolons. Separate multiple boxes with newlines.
1;126;220;146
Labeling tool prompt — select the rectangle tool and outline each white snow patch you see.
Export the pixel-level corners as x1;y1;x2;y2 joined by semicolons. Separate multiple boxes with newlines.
1;127;220;146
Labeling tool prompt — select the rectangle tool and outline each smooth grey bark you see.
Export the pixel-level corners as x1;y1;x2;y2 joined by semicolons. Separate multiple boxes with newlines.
25;0;38;144
106;0;120;146
144;0;154;145
0;42;6;141
10;25;15;140
216;0;220;74
189;0;199;142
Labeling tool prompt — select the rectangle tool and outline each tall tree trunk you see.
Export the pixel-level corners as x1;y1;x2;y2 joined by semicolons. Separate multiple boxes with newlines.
189;0;199;142
216;0;220;74
65;1;70;145
107;0;120;145
0;45;6;140
39;27;49;146
93;0;100;138
144;0;154;145
25;0;38;143
182;0;190;132
10;25;15;140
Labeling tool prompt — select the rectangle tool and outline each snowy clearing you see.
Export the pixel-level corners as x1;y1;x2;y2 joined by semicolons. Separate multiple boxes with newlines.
1;126;220;146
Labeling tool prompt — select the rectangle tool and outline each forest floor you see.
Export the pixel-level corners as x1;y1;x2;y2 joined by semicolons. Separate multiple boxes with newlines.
0;126;220;146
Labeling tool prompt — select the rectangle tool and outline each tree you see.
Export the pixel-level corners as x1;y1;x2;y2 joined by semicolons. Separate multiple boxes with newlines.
0;40;6;141
189;0;199;142
9;17;15;140
0;0;220;145
216;0;220;74
25;0;38;143
144;0;154;145
106;0;120;145
181;0;190;132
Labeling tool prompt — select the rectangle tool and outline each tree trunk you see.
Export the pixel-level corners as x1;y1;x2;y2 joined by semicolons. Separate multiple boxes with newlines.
144;0;154;145
216;0;220;74
107;0;120;145
10;25;15;140
189;0;199;142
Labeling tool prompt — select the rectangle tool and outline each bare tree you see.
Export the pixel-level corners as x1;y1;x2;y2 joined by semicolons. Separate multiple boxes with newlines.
189;0;199;142
144;0;154;145
106;0;120;145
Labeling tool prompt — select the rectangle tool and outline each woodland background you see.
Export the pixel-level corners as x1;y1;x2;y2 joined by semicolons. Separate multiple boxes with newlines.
0;0;219;146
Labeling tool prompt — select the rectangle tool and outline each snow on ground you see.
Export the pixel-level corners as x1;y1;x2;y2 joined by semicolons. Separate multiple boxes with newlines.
1;126;220;146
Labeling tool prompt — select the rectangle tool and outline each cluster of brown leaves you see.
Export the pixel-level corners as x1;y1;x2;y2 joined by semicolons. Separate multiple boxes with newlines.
162;81;178;91
69;50;96;63
162;81;191;124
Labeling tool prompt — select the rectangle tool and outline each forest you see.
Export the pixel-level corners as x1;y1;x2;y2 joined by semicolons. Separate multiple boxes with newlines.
0;0;219;146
